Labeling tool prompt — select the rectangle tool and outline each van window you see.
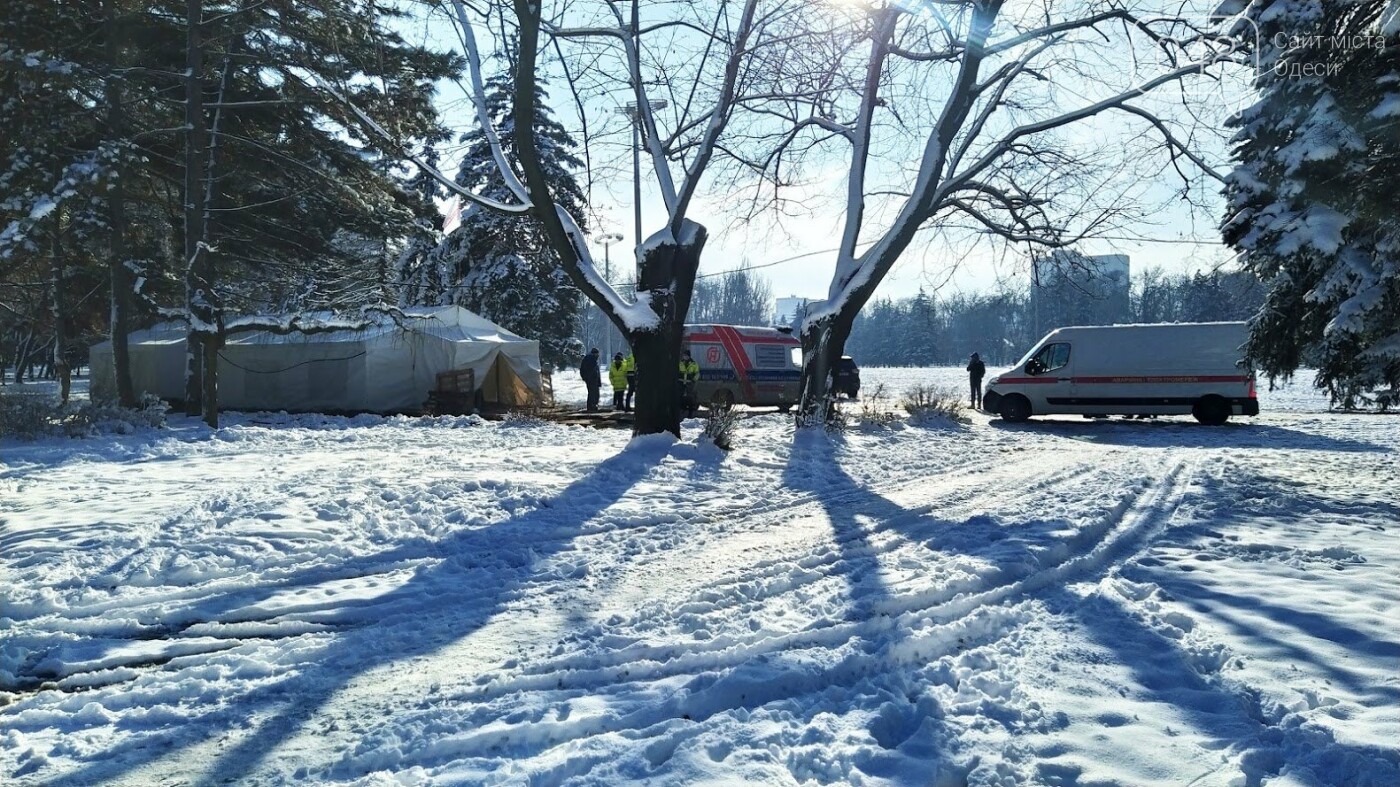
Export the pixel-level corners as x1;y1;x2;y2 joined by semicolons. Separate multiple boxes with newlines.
1031;342;1071;372
754;343;788;368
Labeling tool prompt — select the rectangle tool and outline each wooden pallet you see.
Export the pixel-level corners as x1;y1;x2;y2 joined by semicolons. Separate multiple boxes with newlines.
424;368;476;415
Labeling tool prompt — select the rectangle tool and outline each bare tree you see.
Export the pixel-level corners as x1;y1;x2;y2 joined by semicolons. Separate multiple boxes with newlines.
323;0;784;435
310;0;1238;432
716;1;1243;420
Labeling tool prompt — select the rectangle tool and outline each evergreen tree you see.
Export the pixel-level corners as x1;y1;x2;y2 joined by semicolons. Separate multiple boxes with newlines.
434;75;586;369
2;1;460;397
1222;0;1400;408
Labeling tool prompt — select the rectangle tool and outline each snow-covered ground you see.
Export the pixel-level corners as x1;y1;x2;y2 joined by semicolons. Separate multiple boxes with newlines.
3;369;1397;786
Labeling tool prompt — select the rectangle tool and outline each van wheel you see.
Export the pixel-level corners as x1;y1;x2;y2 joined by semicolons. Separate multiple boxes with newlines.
1192;396;1231;425
998;394;1032;423
711;389;736;410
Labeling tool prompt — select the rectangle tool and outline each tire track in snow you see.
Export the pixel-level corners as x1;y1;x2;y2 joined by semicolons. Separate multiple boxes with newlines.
408;456;1197;773
4;440;1009;693
497;455;1185;690
522;449;1128;665
216;447;1101;778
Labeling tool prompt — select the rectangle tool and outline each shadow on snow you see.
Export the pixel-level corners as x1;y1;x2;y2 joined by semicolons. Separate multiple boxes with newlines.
38;437;670;787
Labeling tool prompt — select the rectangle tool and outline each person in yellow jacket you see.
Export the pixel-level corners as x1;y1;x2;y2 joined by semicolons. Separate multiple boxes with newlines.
622;353;637;412
678;350;700;418
608;352;629;411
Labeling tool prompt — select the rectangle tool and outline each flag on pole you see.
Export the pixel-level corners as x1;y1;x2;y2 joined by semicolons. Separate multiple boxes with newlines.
441;196;463;235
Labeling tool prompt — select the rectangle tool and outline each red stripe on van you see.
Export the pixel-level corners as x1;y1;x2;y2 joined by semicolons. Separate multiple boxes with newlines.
995;377;1060;384
686;332;796;346
1071;375;1251;384
712;325;757;401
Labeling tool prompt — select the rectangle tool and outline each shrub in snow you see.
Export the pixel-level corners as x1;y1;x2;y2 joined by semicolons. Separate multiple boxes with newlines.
0;392;167;440
900;384;968;426
857;382;900;429
701;403;740;450
0;393;55;439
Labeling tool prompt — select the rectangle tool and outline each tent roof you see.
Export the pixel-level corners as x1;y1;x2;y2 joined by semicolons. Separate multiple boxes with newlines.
95;305;535;347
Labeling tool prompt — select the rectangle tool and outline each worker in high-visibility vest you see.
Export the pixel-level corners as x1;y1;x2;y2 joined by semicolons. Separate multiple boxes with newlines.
608;352;629;411
679;350;700;418
622;353;637;412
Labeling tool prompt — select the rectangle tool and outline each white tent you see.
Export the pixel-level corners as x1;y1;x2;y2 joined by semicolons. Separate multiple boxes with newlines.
89;306;543;413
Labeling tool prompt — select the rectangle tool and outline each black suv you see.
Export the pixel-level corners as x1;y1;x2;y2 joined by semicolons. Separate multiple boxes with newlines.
834;356;861;399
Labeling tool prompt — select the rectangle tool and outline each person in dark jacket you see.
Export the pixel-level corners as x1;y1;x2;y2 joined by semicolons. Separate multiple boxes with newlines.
581;347;602;412
967;352;986;409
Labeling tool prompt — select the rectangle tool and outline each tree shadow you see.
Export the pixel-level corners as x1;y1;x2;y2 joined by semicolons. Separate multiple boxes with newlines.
38;438;671;787
1117;467;1400;701
987;418;1390;453
1061;588;1400;785
781;429;910;620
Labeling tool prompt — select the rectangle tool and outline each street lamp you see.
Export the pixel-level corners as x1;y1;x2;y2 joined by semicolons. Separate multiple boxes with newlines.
615;99;667;284
597;232;624;358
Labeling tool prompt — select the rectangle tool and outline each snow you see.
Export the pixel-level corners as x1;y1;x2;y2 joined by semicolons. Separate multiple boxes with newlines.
1370;93;1400;119
2;369;1397;785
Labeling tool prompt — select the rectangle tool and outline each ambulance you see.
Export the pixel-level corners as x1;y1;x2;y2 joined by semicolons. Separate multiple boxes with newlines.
981;322;1260;425
683;324;802;410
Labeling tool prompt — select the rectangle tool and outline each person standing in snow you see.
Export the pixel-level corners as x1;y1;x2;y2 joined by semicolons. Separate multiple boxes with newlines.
967;352;986;409
678;350;700;418
622;353;637;412
608;352;629;411
580;347;602;412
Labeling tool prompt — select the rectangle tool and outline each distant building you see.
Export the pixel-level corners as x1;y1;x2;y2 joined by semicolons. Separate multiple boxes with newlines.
1029;251;1131;336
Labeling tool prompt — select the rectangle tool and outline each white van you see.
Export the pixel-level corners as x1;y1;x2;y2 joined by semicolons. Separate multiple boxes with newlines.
683;324;802;410
982;322;1259;425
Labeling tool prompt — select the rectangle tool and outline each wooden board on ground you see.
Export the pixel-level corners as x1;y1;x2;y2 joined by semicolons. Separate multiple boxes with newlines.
547;409;635;428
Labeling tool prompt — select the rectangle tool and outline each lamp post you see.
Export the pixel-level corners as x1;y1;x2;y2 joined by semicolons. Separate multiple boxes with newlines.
597;232;624;358
615;99;667;284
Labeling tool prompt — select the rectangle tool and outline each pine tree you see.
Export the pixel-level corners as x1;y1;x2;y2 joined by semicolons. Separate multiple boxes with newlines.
1222;0;1400;409
434;75;586;370
3;0;461;415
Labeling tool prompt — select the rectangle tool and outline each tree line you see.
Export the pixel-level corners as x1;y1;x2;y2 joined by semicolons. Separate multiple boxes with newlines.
845;269;1264;367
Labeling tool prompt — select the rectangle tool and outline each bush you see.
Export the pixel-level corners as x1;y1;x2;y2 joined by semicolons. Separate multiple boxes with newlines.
0;392;168;440
900;384;968;425
857;382;900;429
0;393;56;440
701;403;740;450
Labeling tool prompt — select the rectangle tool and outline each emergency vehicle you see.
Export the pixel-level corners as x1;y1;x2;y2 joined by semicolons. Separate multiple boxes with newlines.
683;324;802;410
982;322;1260;425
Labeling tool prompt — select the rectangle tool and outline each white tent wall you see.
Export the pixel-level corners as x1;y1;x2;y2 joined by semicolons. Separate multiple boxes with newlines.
86;307;544;414
89;329;189;403
364;328;458;413
221;337;371;412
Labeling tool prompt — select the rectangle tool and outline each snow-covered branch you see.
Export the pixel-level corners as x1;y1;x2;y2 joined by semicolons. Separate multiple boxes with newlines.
276;65;531;216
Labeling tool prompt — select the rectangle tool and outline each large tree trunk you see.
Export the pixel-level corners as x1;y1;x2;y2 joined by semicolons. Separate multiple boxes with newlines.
105;0;137;408
796;308;855;424
627;225;706;437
